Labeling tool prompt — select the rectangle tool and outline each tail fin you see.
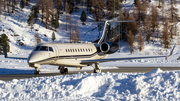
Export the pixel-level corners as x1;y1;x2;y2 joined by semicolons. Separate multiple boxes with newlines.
4;45;7;58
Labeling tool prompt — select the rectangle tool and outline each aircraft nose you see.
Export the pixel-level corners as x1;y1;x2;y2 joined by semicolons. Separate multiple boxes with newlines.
27;53;38;63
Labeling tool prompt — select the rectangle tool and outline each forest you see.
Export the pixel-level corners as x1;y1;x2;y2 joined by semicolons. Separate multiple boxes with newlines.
0;0;179;53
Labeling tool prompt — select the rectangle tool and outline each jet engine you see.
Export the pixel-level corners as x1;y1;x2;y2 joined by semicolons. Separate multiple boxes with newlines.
100;42;119;54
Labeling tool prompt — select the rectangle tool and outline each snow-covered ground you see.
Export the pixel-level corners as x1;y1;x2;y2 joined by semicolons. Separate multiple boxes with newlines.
1;68;180;100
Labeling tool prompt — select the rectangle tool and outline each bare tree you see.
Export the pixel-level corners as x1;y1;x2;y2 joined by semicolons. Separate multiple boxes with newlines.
4;0;7;19
138;31;144;51
0;0;2;21
74;19;80;42
126;15;138;35
158;0;164;7
38;0;55;29
35;33;41;46
151;5;159;39
65;1;70;31
162;23;170;49
144;16;152;42
92;0;105;21
127;30;134;53
168;0;178;23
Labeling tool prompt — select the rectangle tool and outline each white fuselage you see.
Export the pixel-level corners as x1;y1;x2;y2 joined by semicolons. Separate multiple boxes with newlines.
27;43;108;68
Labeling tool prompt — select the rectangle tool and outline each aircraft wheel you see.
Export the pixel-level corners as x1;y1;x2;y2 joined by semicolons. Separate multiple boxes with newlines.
64;68;68;74
94;69;101;73
60;67;64;74
34;71;40;75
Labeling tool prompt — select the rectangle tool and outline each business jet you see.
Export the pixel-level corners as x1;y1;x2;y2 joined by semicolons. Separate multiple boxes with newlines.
5;20;174;75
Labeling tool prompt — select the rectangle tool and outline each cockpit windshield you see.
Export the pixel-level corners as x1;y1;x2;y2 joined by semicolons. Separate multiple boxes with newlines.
34;46;53;52
39;46;48;51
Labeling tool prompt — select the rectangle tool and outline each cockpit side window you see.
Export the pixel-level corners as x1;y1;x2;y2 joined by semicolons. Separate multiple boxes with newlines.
34;46;40;51
49;47;54;52
39;46;48;51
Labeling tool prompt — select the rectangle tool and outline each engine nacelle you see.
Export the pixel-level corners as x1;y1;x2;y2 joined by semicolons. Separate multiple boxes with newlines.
100;42;119;54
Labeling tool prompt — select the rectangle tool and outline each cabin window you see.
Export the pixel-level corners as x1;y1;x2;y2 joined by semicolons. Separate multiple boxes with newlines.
65;49;67;52
34;46;40;51
49;47;54;52
39;46;48;51
75;49;77;52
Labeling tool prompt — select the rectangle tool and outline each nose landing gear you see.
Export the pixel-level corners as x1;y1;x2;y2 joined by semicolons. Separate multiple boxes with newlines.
34;70;40;75
34;67;40;75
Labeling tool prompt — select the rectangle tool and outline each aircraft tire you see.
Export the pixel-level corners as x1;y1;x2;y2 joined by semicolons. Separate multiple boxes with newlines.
94;69;97;73
94;69;101;73
34;71;40;75
64;68;68;74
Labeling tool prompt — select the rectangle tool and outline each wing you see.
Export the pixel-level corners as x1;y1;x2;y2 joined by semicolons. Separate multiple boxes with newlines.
4;46;28;60
80;55;167;64
81;44;176;64
5;56;28;60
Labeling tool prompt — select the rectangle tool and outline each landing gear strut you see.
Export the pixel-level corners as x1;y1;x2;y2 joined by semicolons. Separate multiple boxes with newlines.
34;67;40;75
59;66;68;74
93;63;101;73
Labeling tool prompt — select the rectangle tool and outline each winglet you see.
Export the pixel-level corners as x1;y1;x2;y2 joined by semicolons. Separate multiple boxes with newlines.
4;45;7;58
168;44;176;57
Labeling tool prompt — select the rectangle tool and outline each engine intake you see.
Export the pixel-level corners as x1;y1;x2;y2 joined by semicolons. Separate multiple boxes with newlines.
100;42;119;54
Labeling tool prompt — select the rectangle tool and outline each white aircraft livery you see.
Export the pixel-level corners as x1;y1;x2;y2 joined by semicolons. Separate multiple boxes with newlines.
5;20;173;75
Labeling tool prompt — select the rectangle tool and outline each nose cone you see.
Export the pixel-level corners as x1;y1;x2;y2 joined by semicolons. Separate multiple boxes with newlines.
28;52;40;63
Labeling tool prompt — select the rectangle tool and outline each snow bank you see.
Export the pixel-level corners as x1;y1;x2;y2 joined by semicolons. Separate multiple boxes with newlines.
0;69;180;100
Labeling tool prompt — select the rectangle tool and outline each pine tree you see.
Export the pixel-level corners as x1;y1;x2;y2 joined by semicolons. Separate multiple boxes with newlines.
20;0;25;10
31;5;39;22
51;32;56;42
52;13;59;29
0;34;10;54
80;10;86;25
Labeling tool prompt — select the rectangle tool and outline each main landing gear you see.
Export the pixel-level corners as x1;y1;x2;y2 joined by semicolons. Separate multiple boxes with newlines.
92;63;101;73
34;67;40;75
58;66;68;74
